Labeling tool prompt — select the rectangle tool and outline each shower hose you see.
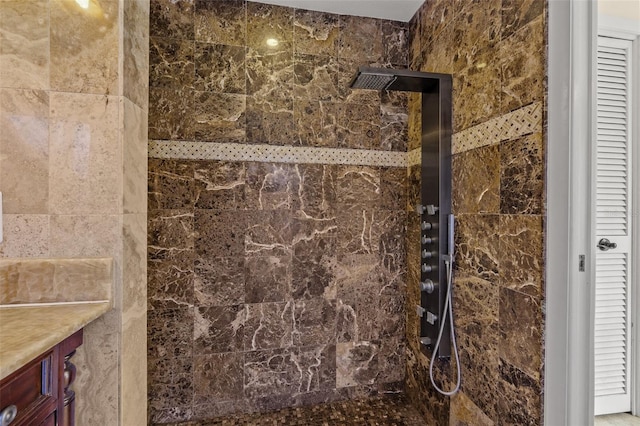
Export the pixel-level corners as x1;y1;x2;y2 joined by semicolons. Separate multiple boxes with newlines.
428;219;461;396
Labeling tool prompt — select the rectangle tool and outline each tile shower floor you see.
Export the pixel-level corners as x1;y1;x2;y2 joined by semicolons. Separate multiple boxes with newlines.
160;395;425;426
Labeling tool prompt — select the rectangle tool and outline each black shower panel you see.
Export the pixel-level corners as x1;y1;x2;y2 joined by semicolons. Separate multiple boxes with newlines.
350;67;453;359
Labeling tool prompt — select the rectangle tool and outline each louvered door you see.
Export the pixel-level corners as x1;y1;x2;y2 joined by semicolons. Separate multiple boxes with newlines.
594;35;634;416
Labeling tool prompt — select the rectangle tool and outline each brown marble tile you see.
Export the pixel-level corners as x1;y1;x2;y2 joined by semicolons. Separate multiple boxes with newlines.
194;305;245;354
244;302;294;351
337;102;381;150
149;37;195;89
498;215;543;297
246;47;293;108
405;346;450;425
419;0;457;50
193;91;246;142
148;159;195;210
194;161;246;210
453;275;500;420
450;391;494;426
298;344;337;392
292;299;337;347
336;166;381;211
496;359;542;426
245;162;301;210
246;96;296;145
293;100;339;148
194;256;244;307
148;209;195;250
455;214;499;281
244;347;300;398
452;145;500;214
408;9;422;69
336;341;380;388
194;210;247;257
381;167;407;211
246;3;293;50
148;307;195;358
148;247;194;309
453;0;501;72
193;353;244;403
380;91;408;152
452;49;502;132
420;21;454;75
338;16;382;64
500;132;544;215
407;93;422;151
148;88;194;140
378;210;407;275
499;287;542;379
150;0;194;40
336;211;379;256
501;0;545;40
195;43;246;93
195;0;246;46
293;10;340;57
245;211;295;257
244;255;292;303
296;164;337;217
292;237;337;300
377;338;406;384
293;54;340;101
382;20;409;67
499;16;545;113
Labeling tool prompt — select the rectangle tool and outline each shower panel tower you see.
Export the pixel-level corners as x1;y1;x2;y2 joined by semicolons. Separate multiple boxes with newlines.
350;67;453;358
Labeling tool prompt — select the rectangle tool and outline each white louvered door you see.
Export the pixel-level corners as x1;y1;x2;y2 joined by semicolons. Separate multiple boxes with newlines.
594;35;634;416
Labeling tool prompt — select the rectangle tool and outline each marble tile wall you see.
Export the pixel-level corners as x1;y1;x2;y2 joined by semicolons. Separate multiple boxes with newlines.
0;0;149;424
407;1;547;425
147;1;409;423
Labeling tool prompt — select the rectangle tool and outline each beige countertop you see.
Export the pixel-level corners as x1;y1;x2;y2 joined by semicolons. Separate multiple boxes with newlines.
0;302;111;380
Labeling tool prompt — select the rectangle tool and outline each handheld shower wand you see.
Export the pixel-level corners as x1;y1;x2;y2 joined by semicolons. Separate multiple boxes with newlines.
429;214;461;395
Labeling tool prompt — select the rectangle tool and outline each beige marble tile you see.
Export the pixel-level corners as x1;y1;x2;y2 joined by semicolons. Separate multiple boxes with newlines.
49;214;122;258
0;258;112;304
49;92;122;215
122;213;146;318
0;88;49;213
0;0;50;90
123;98;148;214
50;0;119;94
74;322;119;426
120;309;147;425
123;0;150;110
0;214;49;258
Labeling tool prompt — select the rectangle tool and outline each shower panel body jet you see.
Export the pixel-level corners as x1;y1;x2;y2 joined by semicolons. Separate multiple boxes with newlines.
350;67;453;359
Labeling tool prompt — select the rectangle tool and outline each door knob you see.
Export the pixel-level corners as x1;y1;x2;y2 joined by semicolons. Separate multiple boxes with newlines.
597;238;617;251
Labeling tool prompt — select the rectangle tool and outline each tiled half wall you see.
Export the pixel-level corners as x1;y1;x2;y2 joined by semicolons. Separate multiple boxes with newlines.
147;1;410;423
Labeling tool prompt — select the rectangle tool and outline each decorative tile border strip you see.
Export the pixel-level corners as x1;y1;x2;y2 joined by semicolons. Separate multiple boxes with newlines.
452;101;543;154
407;148;421;167
148;140;408;168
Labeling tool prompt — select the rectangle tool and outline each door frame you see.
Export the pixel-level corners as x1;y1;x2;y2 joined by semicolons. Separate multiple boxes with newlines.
545;1;597;425
545;2;640;424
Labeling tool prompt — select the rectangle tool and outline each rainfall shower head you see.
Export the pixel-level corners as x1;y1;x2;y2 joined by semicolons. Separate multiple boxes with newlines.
349;66;446;93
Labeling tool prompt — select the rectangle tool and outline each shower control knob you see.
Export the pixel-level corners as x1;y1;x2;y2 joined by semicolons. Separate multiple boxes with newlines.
426;205;438;215
421;264;433;273
420;279;435;293
421;249;433;259
421;221;432;230
421;236;434;244
416;204;426;215
420;337;432;346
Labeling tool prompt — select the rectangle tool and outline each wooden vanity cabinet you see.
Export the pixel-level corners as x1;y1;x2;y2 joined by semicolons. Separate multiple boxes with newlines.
0;330;82;426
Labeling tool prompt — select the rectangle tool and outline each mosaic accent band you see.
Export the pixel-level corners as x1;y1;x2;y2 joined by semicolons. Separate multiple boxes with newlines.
452;101;543;154
148;140;408;167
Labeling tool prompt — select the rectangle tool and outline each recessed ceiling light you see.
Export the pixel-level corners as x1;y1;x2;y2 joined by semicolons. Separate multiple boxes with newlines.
266;38;279;47
75;0;90;9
